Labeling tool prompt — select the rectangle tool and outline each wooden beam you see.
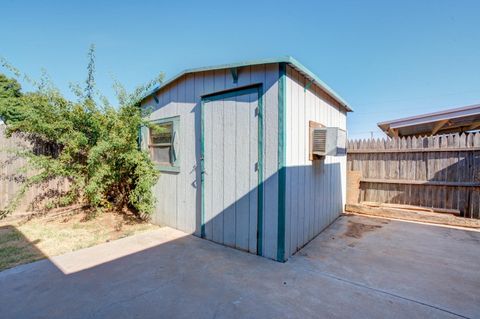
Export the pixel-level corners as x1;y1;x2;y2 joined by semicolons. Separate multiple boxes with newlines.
345;204;480;229
431;119;449;135
359;177;480;187
347;147;480;154
467;121;480;131
388;128;398;138
360;201;460;216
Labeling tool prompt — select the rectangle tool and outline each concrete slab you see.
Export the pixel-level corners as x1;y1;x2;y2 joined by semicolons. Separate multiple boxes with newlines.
0;215;478;318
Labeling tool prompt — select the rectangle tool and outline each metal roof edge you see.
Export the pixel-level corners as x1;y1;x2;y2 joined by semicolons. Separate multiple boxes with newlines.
285;56;352;112
141;56;353;112
377;103;480;128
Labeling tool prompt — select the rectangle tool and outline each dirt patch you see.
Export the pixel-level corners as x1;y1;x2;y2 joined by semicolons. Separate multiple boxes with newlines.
344;221;382;239
0;208;159;271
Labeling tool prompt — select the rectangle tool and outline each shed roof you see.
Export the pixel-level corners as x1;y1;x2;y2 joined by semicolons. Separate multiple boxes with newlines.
142;56;353;112
378;103;480;137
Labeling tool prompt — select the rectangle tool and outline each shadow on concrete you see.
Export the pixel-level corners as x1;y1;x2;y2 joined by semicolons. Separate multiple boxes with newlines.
196;162;343;261
1;215;480;319
0;225;45;271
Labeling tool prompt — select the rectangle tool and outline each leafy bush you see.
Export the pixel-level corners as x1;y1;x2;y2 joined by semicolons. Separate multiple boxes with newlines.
0;46;162;219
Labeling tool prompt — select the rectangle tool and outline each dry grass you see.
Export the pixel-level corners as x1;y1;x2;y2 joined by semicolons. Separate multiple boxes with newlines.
0;209;159;271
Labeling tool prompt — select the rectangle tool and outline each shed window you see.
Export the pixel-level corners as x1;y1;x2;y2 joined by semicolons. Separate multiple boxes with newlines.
147;116;180;172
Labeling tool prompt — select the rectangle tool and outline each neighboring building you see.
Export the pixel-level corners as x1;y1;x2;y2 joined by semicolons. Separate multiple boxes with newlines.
378;104;480;138
139;57;352;261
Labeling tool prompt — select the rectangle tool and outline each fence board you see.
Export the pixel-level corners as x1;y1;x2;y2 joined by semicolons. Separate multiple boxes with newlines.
0;125;67;213
348;133;480;219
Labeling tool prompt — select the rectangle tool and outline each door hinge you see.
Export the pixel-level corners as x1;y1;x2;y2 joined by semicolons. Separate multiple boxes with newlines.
254;107;259;117
254;162;259;172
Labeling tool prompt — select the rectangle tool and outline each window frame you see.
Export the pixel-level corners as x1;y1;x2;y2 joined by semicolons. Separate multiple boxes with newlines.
145;116;180;172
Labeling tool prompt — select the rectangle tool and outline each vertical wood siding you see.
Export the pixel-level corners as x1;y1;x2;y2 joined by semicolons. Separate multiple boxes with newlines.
0;125;67;213
141;64;279;259
347;133;480;218
203;91;258;252
284;65;347;257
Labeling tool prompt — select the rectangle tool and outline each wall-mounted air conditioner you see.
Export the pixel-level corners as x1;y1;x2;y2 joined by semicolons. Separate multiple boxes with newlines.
309;121;346;160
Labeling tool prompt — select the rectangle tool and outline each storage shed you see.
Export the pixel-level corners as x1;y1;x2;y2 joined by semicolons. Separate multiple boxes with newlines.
139;57;352;261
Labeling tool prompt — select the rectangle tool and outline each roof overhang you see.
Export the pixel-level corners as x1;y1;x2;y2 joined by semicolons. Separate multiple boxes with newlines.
141;56;353;112
378;103;480;137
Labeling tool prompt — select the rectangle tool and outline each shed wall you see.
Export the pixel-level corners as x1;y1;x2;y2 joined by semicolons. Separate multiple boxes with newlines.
284;65;347;257
141;64;280;259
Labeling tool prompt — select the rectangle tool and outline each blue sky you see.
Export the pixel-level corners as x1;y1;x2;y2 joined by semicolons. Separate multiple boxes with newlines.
1;0;479;138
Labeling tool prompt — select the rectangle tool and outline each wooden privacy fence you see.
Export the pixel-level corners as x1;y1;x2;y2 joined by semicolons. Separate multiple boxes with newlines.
0;125;67;213
347;133;480;219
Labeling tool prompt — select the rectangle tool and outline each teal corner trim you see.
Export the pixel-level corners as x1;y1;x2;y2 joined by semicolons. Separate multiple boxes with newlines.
200;99;206;238
200;84;264;255
277;63;287;262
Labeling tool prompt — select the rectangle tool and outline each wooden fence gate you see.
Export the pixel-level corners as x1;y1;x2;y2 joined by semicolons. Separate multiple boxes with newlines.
347;133;480;219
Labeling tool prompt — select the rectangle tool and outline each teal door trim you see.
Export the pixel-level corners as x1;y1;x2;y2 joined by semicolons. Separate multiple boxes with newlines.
200;84;264;256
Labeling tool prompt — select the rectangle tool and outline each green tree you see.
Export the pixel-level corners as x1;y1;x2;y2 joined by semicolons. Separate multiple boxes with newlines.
0;74;23;123
0;47;163;219
0;73;22;98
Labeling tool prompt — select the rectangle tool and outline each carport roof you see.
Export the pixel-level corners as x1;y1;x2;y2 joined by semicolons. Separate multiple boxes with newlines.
142;56;353;112
378;103;480;137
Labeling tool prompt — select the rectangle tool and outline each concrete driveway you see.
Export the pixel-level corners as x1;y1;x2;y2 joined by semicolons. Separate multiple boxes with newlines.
1;214;479;319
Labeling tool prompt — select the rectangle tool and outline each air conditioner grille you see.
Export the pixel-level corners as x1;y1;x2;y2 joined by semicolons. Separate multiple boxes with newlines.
312;128;327;155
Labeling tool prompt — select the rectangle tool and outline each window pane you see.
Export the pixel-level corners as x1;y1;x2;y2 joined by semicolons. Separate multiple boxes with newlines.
150;122;172;144
151;146;171;164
